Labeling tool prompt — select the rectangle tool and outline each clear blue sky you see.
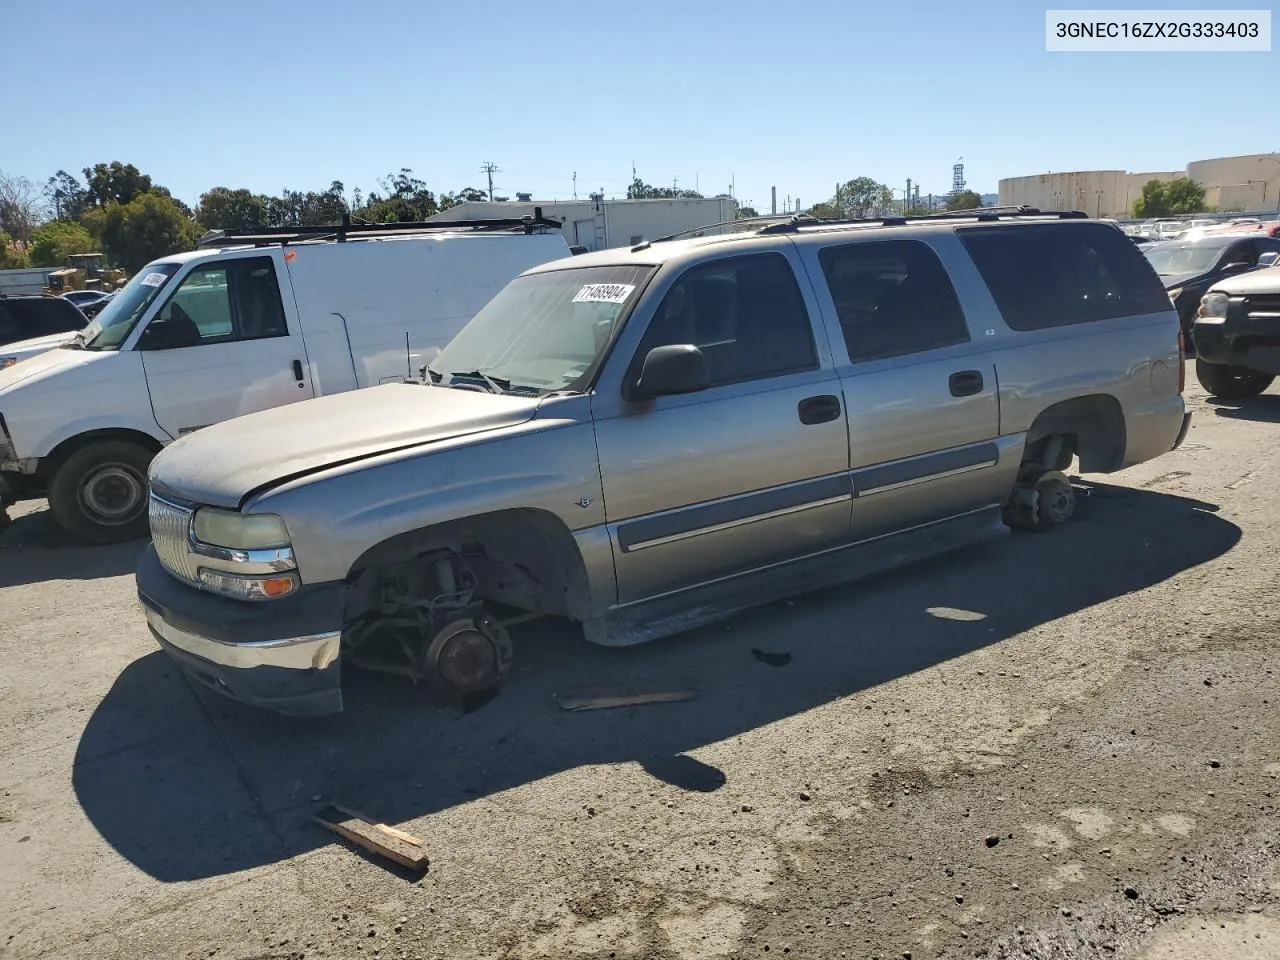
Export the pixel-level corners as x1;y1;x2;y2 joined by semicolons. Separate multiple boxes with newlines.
2;0;1274;213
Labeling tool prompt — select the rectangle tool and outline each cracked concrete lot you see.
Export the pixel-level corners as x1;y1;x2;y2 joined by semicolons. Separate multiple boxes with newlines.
2;372;1280;960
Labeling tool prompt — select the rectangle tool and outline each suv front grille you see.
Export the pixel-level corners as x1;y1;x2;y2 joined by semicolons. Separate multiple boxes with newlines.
1246;294;1280;318
148;492;201;586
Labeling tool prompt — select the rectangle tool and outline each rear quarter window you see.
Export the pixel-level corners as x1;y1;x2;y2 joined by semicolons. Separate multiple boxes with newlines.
5;298;86;338
958;222;1171;331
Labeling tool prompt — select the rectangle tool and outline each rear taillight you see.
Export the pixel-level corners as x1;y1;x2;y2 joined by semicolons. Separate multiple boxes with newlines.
1177;327;1186;393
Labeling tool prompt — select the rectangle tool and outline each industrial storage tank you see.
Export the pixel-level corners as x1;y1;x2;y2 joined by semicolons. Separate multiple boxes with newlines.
1187;153;1280;213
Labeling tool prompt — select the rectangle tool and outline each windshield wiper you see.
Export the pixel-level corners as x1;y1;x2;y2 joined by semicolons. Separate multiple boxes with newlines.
444;369;510;394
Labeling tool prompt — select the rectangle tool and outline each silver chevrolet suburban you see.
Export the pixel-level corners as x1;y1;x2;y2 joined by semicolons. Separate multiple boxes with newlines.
135;209;1192;716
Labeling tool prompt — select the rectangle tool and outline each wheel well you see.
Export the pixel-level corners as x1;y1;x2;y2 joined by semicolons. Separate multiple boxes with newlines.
1023;395;1126;474
40;429;164;480
344;508;593;623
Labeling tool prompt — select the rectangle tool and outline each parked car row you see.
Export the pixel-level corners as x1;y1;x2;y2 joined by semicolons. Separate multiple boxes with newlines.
123;210;1192;716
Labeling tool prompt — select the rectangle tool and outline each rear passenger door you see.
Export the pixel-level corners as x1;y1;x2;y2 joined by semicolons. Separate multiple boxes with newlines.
801;237;1006;540
593;250;852;605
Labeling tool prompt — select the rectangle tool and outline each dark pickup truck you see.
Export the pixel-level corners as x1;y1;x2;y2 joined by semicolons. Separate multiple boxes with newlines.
1192;256;1280;398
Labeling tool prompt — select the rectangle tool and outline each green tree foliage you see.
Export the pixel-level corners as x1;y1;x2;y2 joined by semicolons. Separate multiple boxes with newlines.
83;161;155;209
626;176;703;200
44;170;90;221
737;206;760;219
197;187;270;231
29;221;95;267
355;169;438;222
267;181;349;225
98;193;199;272
1132;177;1208;218
947;189;983;211
818;177;895;219
0;231;30;268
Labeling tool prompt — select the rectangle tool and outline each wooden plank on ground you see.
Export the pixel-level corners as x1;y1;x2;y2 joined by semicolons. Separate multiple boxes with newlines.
312;805;429;873
554;688;698;712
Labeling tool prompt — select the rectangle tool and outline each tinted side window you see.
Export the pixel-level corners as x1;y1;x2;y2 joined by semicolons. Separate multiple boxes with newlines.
634;253;817;387
0;304;18;344
818;239;970;363
155;257;287;344
5;299;85;338
959;222;1171;330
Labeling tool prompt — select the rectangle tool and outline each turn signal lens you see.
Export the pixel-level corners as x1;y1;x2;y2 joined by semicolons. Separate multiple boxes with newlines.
197;569;298;601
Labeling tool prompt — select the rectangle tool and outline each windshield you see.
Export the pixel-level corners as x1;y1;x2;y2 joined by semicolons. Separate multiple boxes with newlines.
1142;241;1229;277
428;264;657;395
79;262;182;350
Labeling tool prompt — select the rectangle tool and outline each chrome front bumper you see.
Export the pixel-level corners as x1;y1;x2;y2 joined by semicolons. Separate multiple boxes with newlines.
136;543;345;716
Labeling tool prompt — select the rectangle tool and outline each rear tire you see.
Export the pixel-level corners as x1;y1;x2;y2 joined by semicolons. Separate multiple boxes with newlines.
1195;358;1274;400
47;440;154;544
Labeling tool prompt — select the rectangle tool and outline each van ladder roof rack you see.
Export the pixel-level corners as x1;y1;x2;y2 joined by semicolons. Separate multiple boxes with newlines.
757;206;1091;234
197;208;564;249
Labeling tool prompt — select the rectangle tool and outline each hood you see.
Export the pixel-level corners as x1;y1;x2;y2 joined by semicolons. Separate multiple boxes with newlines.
0;341;115;395
1207;265;1280;296
149;382;545;508
0;331;78;363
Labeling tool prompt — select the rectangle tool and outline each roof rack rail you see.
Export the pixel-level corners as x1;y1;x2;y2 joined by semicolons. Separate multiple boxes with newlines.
197;208;563;249
756;205;1090;234
650;214;798;244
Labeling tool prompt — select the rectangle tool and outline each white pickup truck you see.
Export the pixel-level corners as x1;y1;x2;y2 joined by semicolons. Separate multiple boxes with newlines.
0;215;572;542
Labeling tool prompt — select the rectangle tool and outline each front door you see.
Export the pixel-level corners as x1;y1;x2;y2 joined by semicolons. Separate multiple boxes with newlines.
593;251;852;605
138;255;315;438
803;236;1006;540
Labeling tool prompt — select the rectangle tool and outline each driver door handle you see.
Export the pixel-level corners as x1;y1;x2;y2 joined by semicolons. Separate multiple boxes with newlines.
949;370;984;397
292;359;305;385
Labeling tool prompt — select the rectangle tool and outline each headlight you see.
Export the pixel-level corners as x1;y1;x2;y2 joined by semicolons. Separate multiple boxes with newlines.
1198;292;1229;319
1167;287;1184;302
192;507;291;550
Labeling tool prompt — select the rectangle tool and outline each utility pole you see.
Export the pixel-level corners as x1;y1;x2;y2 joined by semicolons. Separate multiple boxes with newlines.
480;161;500;201
771;186;777;215
572;171;577;200
786;194;791;213
906;178;912;215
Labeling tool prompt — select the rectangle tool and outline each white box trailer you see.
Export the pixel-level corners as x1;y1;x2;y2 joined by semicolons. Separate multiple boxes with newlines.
0;214;573;542
0;267;57;297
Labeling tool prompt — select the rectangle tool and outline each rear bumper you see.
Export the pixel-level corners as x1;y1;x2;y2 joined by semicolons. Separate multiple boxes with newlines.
136;543;345;716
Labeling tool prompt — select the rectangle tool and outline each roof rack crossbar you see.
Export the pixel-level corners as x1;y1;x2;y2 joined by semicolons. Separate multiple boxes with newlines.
756;206;1091;234
197;208;564;249
650;214;799;244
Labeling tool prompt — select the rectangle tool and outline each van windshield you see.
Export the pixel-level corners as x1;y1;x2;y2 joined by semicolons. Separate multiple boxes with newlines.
428;264;656;395
79;262;182;350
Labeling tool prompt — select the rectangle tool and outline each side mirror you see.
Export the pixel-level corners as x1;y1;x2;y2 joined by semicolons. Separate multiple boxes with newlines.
1258;252;1279;268
631;344;710;401
137;319;200;350
1222;261;1253;273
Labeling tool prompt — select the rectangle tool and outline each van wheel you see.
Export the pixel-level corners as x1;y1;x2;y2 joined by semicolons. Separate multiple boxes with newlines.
1195;358;1274;399
48;440;155;544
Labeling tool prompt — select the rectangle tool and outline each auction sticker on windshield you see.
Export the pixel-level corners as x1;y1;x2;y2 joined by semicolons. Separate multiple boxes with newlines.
572;283;636;304
140;272;170;287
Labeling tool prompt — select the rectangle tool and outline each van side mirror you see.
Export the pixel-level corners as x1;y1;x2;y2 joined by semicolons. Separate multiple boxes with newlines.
630;344;710;401
137;319;200;350
1258;251;1279;268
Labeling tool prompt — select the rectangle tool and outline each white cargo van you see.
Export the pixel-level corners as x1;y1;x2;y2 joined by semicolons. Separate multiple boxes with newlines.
0;215;572;543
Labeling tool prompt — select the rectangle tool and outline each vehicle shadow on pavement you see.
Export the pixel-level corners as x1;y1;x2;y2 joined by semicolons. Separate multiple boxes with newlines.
1204;394;1280;423
0;506;145;586
73;480;1240;883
